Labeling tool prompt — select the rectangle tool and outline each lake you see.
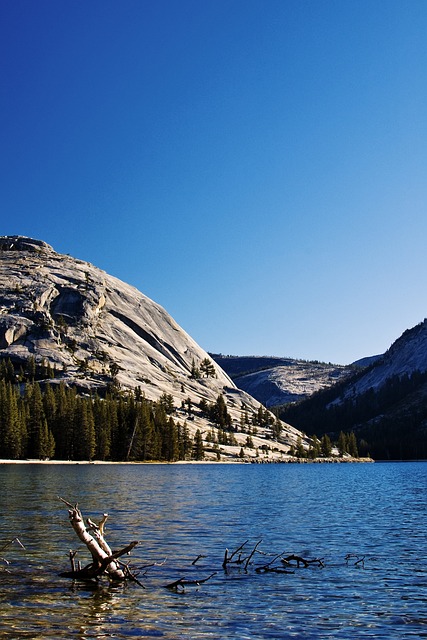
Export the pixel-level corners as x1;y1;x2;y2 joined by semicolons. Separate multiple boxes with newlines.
0;462;426;639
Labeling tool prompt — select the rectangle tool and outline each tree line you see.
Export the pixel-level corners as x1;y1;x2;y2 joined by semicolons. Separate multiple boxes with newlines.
0;358;206;461
0;356;283;462
279;367;427;460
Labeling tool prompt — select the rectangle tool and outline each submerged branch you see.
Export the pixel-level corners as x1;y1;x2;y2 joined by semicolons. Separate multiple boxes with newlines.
222;540;262;572
56;500;373;597
164;572;217;593
281;554;325;568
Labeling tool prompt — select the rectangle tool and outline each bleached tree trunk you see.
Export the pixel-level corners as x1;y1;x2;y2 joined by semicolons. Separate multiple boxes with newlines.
60;499;138;582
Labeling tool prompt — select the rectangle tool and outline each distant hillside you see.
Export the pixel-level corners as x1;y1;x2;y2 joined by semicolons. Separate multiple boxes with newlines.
0;236;305;462
211;354;354;407
279;320;427;460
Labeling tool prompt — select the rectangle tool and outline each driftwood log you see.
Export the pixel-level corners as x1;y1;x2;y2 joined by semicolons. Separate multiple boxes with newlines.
57;499;366;592
59;497;139;583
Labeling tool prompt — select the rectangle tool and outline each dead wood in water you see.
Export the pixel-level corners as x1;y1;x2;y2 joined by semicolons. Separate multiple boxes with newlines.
255;550;295;574
59;497;140;583
222;540;263;572
57;499;371;595
164;572;217;593
281;554;325;569
345;553;367;567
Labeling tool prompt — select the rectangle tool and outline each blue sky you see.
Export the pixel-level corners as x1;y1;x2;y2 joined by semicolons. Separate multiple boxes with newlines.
1;0;426;364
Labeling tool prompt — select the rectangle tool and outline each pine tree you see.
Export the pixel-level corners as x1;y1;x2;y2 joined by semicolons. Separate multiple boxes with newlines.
43;384;57;430
337;431;348;456
105;394;119;459
138;401;155;461
271;419;282;439
178;421;192;459
210;395;232;429
200;358;216;378
74;399;96;460
245;435;254;448
185;397;192;417
309;434;321;459
52;383;76;459
25;382;47;458
190;359;200;379
321;434;332;457
347;431;359;457
39;418;55;459
193;429;204;460
159;392;175;415
0;358;16;384
0;380;23;459
162;417;179;461
26;356;36;382
93;394;111;460
296;436;306;458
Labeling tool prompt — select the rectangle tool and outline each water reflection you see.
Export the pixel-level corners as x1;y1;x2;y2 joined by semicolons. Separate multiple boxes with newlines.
0;462;426;639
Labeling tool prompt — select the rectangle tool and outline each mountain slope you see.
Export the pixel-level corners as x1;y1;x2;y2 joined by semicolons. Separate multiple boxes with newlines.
279;320;427;459
211;354;354;407
0;236;304;460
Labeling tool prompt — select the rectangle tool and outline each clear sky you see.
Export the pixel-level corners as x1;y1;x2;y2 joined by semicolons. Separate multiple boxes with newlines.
1;0;426;364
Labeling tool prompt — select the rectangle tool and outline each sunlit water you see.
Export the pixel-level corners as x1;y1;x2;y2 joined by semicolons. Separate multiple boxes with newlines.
0;462;426;639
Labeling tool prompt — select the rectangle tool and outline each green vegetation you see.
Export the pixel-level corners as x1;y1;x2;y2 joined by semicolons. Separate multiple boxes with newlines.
0;358;203;462
279;368;427;460
190;357;217;379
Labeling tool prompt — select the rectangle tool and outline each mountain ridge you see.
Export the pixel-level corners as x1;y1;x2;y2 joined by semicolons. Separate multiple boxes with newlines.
211;354;355;407
0;235;304;461
279;320;427;459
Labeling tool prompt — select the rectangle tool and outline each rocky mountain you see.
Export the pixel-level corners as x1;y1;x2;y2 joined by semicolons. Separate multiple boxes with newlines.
211;354;354;407
337;320;427;400
279;320;427;460
0;236;304;461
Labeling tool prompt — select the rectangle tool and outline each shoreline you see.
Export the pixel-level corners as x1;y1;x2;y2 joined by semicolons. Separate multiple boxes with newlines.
0;457;376;465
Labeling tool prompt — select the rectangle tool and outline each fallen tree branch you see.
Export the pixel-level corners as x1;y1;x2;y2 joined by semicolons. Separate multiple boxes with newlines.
345;553;366;567
256;566;295;574
117;561;146;588
164;572;217;593
255;550;292;574
228;540;249;562
223;540;262;571
59;497;139;583
244;540;263;571
281;554;325;568
138;558;167;575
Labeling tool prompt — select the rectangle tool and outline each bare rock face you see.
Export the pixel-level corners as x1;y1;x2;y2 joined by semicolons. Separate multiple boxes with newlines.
0;236;53;252
337;319;427;400
0;236;304;457
212;355;354;407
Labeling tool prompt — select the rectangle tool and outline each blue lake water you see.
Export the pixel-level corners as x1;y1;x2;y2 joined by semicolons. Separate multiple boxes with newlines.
0;462;426;639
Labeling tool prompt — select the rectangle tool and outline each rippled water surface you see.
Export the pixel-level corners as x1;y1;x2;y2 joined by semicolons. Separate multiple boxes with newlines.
0;462;426;639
